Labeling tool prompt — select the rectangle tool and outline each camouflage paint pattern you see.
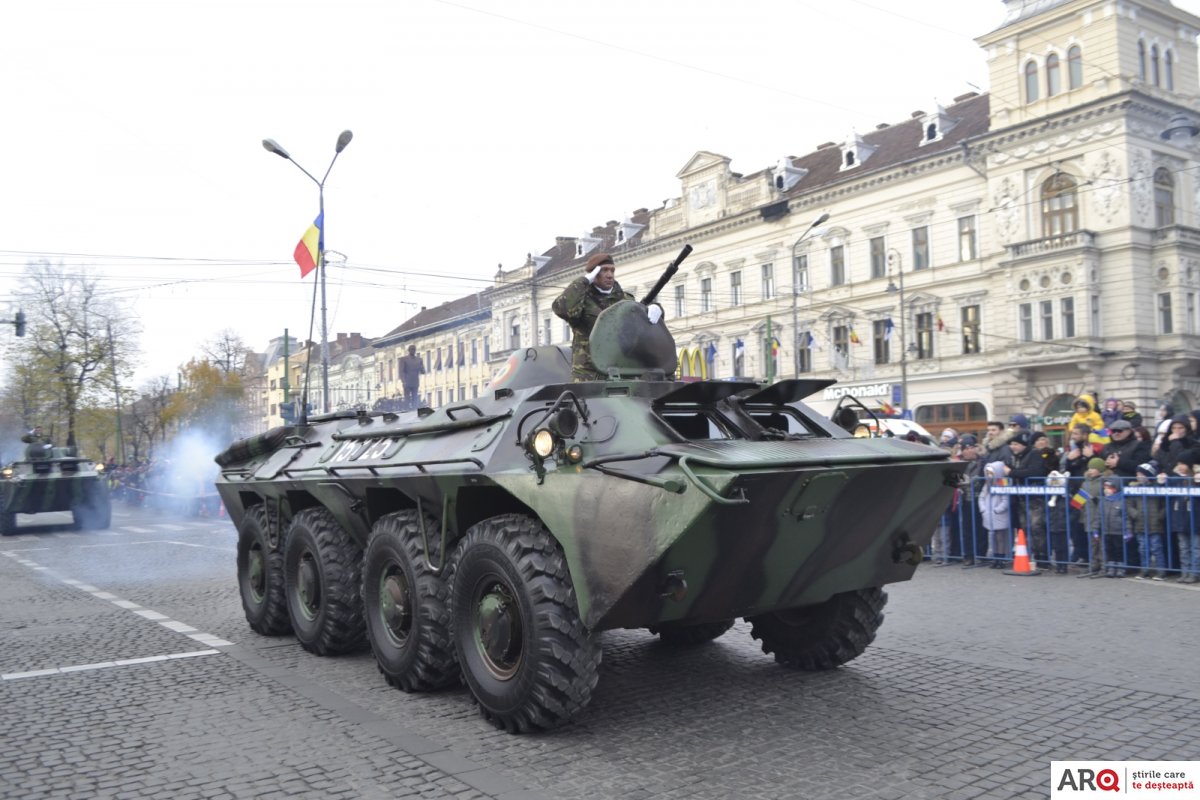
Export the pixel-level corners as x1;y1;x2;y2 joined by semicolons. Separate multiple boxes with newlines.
215;342;963;631
551;276;635;381
1;454;110;531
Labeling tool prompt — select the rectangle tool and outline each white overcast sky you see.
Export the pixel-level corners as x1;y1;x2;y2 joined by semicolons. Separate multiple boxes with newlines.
3;0;1199;386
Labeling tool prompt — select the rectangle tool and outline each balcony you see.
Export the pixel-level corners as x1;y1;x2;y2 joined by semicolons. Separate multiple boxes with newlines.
1152;225;1200;248
1005;230;1096;260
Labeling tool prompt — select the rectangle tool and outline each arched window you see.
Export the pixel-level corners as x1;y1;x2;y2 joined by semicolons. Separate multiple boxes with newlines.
1025;60;1039;103
1041;173;1078;237
1068;45;1083;89
926;122;937;141
1139;40;1147;81
1046;53;1061;96
1152;45;1161;86
1155;167;1175;227
1165;49;1174;90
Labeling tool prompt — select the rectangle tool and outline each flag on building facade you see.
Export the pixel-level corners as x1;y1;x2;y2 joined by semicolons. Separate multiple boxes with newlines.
884;318;894;341
849;327;861;345
734;338;745;360
293;213;323;279
936;313;946;332
770;336;781;359
704;341;717;365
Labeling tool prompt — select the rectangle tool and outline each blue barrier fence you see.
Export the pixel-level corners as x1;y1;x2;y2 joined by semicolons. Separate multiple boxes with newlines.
932;475;1200;580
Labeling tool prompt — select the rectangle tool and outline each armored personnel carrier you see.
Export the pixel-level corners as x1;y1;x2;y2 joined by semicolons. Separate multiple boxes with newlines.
214;247;963;733
1;445;112;535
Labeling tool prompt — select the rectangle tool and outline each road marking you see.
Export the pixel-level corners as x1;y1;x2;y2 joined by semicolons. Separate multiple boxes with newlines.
2;650;220;681
119;526;156;533
73;539;229;552
0;551;234;649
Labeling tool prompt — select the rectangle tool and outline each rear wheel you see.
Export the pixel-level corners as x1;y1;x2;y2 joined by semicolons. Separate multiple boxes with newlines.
362;510;458;691
649;619;735;645
449;514;600;733
0;511;16;536
284;507;366;655
236;505;290;636
747;588;886;670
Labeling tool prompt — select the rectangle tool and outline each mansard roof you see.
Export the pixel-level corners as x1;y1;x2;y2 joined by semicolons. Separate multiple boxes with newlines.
375;292;492;346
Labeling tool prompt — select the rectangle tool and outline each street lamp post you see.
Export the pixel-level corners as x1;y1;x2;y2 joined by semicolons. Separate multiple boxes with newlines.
262;130;354;414
791;212;831;378
885;249;908;415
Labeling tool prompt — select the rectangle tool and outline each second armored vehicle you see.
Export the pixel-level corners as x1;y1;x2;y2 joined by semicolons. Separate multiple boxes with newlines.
1;443;112;535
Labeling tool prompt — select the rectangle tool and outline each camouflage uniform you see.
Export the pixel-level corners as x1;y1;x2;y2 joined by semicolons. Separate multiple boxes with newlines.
552;276;634;381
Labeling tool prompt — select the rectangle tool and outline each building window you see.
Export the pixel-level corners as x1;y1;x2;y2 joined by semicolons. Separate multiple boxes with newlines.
793;254;809;293
797;332;812;374
732;341;745;376
869;237;886;279
1025;60;1039;103
436;390;443;407
1046;52;1061;96
832;325;849;359
471;339;478;364
674;284;685;318
1041;173;1078;236
761;263;775;300
1155;167;1174;227
509;319;520;350
1040;300;1054;339
1090;296;1100;336
483;336;490;361
1166;49;1174;90
457;341;465;366
1151;44;1160;86
562;321;570;342
962;305;980;354
1139;40;1147;81
701;278;712;312
958;216;977;261
915;312;934;359
1061;296;1075;338
1159;292;1174;334
472;385;478;398
912;227;930;270
1019;303;1033;342
543;318;551;346
1068;45;1083;89
730;271;742;306
872;319;890;365
1188;292;1196;334
830;245;845;286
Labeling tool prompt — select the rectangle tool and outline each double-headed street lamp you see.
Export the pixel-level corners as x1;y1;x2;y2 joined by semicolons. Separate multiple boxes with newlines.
262;130;354;414
790;212;830;378
885;248;909;415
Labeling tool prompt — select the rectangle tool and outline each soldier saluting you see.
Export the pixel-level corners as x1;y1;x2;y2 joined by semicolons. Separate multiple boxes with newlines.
20;426;52;460
553;253;640;381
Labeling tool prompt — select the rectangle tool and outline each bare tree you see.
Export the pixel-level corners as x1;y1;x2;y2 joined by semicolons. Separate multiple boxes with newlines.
7;261;139;449
201;329;252;375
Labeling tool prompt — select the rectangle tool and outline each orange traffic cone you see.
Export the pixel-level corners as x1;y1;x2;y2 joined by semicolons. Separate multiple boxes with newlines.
218;502;226;519
1003;528;1041;576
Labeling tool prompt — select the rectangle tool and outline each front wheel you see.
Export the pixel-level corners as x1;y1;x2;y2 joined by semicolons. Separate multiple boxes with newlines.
449;514;600;733
236;505;291;636
283;507;366;655
0;511;16;536
747;588;887;671
362;510;458;692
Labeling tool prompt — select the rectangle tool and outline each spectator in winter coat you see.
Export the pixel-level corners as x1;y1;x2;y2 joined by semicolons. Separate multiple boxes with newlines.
980;461;1011;568
975;421;1014;479
1101;398;1123;428
1062;424;1098;477
1044;471;1072;572
1005;430;1052;564
1067;394;1105;433
1082;457;1108;573
1151;414;1195;474
1120;401;1144;429
1128;462;1167;580
1165;454;1200;583
1103;420;1152;478
1154;402;1175;436
1099;477;1139;578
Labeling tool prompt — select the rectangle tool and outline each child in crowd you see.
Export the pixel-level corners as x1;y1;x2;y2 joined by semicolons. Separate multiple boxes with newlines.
980;461;1010;568
1166;455;1200;583
1045;471;1072;573
1082;457;1107;575
1130;462;1167;580
1100;477;1139;577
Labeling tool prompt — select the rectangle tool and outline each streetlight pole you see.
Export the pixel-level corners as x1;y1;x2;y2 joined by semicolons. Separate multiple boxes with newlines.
886;249;908;415
791;212;830;378
262;130;354;414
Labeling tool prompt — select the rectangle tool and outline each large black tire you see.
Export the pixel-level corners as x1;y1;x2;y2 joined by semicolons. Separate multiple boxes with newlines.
283;507;366;655
74;482;112;531
236;505;291;636
449;514;600;733
0;511;16;536
649;619;735;645
362;510;458;692
747;588;887;671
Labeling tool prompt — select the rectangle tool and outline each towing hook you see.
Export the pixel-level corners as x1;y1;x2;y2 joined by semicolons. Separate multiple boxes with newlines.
658;570;688;602
892;537;923;566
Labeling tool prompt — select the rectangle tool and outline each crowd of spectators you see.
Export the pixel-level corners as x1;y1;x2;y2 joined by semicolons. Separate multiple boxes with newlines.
930;393;1200;584
105;459;222;517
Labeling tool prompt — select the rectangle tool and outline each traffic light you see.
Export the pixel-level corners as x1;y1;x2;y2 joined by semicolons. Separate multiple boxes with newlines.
279;401;295;423
13;310;24;337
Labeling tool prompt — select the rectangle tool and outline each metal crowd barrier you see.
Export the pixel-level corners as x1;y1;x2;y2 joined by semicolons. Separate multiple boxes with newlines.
931;475;1200;580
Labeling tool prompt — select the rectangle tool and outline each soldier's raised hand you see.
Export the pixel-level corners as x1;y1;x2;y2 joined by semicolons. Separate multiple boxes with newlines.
586;264;604;284
647;304;663;325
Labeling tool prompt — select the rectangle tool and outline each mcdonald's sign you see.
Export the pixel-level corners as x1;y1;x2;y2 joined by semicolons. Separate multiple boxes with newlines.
678;348;707;379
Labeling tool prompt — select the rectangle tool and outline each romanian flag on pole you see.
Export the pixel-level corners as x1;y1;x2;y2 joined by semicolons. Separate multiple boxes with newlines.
849;327;861;345
294;213;323;278
1070;488;1090;510
936;313;946;332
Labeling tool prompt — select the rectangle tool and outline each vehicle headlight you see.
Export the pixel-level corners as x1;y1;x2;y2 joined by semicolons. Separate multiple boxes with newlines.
531;429;556;458
1;467;12;479
94;462;105;473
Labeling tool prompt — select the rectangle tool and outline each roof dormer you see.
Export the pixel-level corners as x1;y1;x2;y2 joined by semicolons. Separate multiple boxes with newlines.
772;157;808;192
615;215;645;245
919;103;960;145
839;132;876;171
575;234;601;259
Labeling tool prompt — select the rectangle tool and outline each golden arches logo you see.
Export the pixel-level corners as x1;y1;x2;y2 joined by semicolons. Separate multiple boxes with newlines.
678;348;707;379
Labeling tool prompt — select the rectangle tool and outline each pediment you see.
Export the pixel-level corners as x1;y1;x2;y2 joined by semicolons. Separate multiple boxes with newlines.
676;151;732;179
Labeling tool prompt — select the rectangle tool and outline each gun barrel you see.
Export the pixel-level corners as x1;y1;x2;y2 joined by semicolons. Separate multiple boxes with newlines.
640;244;693;306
